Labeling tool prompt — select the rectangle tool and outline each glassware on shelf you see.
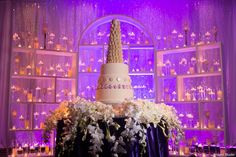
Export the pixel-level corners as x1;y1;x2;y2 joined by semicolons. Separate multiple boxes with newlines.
204;111;210;128
179;58;188;74
61;36;68;51
212;26;218;42
13;33;21;47
171;29;178;48
16;146;24;154
24;119;30;129
178;113;185;125
197;85;204;100
165;59;171;76
216;89;223;100
164;87;171;101
156;35;161;49
65;62;72;77
190;32;196;46
55;64;63;76
36;60;44;75
189;57;197;74
42;88;47;102
40;111;47;129
185;91;191;101
163;36;167;50
19;115;24;129
177;34;184;48
183;23;189;47
170;64;177;76
34;112;39;129
205;32;211;44
33;37;39;49
11;110;17;129
213;60;221;72
208;89;216;100
171;91;177;101
47;66;55;76
14;55;20;75
27;90;33;102
157;62;165;76
190;87;197;101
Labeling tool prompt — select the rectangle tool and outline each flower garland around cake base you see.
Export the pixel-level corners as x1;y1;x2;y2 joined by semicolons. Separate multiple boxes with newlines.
43;97;183;157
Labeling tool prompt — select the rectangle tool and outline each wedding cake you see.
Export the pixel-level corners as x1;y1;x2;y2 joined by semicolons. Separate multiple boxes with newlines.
96;19;134;104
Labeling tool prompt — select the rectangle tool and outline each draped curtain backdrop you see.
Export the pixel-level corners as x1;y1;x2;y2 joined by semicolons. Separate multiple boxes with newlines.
0;0;12;148
0;0;236;147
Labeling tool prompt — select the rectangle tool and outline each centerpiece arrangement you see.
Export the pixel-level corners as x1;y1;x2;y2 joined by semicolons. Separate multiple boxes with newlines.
43;19;183;157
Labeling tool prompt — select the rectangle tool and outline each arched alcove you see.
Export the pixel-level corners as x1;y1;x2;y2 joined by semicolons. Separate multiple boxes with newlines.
77;15;155;101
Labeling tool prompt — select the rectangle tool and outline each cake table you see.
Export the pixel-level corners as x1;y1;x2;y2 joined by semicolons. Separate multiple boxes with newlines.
55;118;169;157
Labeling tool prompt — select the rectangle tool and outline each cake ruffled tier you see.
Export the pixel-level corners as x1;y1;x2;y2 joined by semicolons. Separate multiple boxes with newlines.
96;63;134;104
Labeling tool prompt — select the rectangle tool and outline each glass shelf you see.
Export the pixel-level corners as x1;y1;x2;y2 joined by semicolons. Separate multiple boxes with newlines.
183;128;224;131
12;75;76;80
129;72;154;76
157;72;222;79
9;128;45;131
36;49;76;56
160;100;224;104
13;47;77;56
11;102;59;104
157;46;196;55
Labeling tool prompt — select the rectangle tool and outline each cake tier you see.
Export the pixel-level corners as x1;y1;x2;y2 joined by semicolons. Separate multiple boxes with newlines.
96;63;134;104
100;63;129;74
96;89;133;104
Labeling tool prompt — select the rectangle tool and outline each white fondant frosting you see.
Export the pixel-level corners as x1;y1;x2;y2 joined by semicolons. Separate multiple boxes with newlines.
96;63;134;104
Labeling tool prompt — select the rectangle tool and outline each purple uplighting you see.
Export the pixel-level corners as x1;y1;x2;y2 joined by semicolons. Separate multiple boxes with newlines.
0;0;236;156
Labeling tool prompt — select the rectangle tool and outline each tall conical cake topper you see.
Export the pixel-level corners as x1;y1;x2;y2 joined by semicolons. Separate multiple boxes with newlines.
106;19;124;63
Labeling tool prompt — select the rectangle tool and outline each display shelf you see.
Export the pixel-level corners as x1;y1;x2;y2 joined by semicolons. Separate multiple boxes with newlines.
9;47;77;152
156;42;225;146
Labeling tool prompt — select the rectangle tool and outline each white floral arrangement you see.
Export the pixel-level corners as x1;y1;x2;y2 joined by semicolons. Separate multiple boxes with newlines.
43;97;183;157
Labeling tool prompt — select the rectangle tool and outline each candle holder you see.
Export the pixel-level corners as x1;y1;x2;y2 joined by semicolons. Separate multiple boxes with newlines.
216;89;223;100
11;110;17;129
179;58;187;74
33;37;39;49
212;26;218;42
204;111;210;128
34;112;39;129
190;32;196;46
205;32;211;44
171;29;178;48
19;115;24;129
178;34;184;48
183;23;189;47
42;24;48;49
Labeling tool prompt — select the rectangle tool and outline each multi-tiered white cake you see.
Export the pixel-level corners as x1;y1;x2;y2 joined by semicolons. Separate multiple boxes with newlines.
96;19;134;104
